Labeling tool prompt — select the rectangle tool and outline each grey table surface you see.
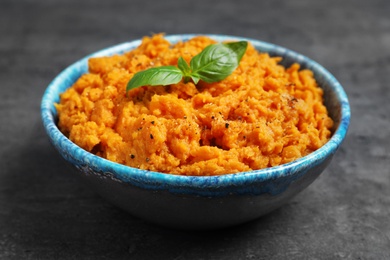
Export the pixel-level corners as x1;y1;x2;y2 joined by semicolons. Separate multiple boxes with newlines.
1;0;390;259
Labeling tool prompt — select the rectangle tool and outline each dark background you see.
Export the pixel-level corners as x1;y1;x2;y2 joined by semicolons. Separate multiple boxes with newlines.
1;0;390;259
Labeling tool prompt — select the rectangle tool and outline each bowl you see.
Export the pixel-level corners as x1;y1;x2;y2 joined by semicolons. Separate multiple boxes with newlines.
41;34;350;229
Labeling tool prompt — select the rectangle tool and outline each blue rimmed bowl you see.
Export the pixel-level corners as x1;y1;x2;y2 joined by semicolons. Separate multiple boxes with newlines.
41;34;350;229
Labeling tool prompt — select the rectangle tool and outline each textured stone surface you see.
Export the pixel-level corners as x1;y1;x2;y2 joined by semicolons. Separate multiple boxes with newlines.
1;0;389;259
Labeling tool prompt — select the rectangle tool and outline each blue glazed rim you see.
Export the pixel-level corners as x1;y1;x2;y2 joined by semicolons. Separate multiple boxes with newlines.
41;34;350;194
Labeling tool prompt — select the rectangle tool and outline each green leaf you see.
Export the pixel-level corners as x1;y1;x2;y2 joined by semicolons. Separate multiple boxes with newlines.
126;66;183;92
224;41;248;63
125;40;248;92
191;75;200;85
178;57;191;75
190;41;248;83
177;57;192;83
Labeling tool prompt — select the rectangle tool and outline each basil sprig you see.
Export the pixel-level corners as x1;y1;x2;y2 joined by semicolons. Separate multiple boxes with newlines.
126;41;248;92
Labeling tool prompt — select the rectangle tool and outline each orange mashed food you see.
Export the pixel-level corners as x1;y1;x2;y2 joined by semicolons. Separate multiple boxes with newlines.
55;34;333;176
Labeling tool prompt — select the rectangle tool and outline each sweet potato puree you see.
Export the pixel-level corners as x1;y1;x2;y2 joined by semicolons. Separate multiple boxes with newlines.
55;34;333;176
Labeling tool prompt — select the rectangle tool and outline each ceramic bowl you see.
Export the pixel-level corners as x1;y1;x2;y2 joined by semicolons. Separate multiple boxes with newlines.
41;34;350;229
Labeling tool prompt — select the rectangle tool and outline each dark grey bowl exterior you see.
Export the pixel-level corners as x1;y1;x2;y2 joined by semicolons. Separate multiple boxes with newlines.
41;34;350;229
79;156;332;229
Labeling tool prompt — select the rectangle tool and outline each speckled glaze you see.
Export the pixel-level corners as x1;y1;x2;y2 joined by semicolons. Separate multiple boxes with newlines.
41;35;350;229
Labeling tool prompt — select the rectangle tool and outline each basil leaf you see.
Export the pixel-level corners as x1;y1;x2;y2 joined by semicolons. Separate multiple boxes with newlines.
224;41;248;64
125;39;248;93
178;57;202;84
177;57;192;83
191;75;200;85
126;66;183;91
178;57;191;75
190;41;248;83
